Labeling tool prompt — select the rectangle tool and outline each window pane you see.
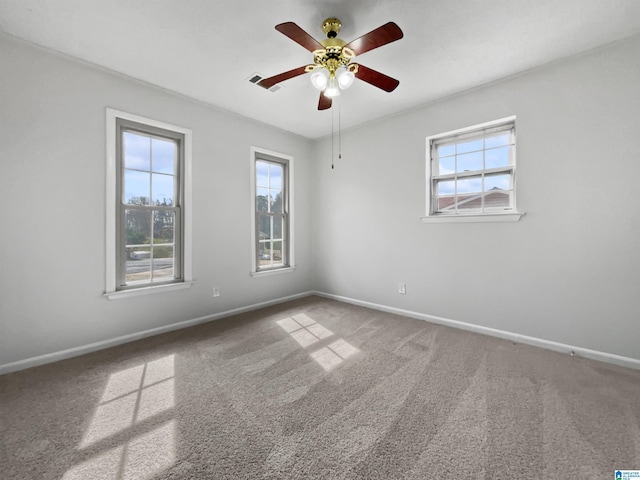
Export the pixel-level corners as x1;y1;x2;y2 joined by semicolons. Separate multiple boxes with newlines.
152;173;174;206
457;196;482;210
126;247;151;284
484;190;511;209
258;241;266;257
485;132;511;149
456;138;483;154
437;196;455;211
125;209;151;246
484;173;511;191
457;177;482;194
270;189;283;213
438;156;455;175
273;215;283;239
272;241;283;263
269;163;283;189
485;146;511;169
256;188;269;212
124;170;150;205
124;132;150;171
256;161;269;187
151;138;175;174
152;246;174;282
437;180;455;195
259;241;272;266
259;215;271;240
153;211;174;243
456;151;483;172
437;144;455;157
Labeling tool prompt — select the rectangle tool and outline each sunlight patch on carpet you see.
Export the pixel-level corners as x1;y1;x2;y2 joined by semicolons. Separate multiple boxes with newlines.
66;354;178;479
81;354;176;447
311;339;360;371
277;315;334;347
277;315;360;371
63;420;176;480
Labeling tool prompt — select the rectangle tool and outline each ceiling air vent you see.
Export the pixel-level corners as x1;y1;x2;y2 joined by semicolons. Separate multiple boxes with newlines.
247;73;282;93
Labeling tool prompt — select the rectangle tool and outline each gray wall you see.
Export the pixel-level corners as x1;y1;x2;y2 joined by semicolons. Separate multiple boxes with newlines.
2;32;640;369
0;35;314;366
311;34;640;361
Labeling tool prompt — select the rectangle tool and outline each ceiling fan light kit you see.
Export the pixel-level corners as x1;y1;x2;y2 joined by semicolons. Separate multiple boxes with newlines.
258;17;403;110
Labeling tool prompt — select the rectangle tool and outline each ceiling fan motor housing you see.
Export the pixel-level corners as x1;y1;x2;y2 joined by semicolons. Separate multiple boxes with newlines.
322;18;341;38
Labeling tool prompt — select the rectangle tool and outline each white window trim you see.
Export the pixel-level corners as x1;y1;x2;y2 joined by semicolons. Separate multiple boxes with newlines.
421;212;524;223
250;146;295;276
250;266;297;278
105;108;193;299
423;116;525;223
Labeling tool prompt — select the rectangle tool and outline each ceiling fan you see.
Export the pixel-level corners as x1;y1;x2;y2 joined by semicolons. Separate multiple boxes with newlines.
257;18;403;110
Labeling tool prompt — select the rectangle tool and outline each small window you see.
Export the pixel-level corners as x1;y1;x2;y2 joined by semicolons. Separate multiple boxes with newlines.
250;147;294;274
106;109;192;298
426;117;521;220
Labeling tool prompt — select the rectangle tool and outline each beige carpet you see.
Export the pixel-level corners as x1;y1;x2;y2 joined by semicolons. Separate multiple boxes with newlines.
1;295;639;479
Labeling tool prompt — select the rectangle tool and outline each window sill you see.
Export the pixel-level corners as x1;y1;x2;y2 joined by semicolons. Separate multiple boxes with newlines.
421;212;525;223
251;266;296;278
105;281;194;300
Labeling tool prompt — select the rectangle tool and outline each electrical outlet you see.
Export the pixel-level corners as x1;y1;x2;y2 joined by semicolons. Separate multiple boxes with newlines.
398;283;406;295
212;287;220;298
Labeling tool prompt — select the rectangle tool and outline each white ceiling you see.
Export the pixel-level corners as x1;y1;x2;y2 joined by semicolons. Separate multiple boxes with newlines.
2;0;640;139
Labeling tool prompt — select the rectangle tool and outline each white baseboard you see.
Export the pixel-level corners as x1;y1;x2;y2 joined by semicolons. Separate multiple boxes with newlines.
4;290;639;375
311;291;640;371
0;291;314;375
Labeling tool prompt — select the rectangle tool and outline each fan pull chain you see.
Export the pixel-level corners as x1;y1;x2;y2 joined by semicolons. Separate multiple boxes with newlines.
329;97;342;169
338;100;342;162
331;105;334;169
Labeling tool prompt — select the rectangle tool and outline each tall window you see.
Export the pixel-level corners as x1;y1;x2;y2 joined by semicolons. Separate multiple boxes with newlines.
117;119;183;288
427;117;519;219
251;148;293;273
106;110;192;298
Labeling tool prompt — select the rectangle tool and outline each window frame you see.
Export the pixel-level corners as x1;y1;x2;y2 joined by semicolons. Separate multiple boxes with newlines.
250;146;295;276
105;109;193;299
423;116;524;223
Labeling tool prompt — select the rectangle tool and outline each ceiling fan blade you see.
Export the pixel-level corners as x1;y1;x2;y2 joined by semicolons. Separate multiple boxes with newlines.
318;93;332;110
354;64;400;92
257;66;308;89
275;22;324;52
344;22;403;56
